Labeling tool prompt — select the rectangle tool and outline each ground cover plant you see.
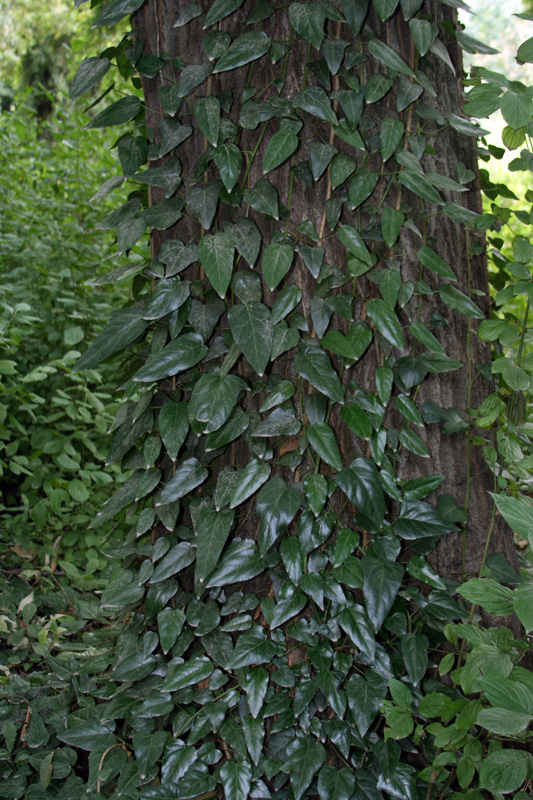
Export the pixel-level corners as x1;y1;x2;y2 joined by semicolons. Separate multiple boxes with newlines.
2;0;533;798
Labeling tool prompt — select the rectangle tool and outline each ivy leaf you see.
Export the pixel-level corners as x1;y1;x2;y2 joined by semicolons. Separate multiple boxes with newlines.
366;298;404;349
340;404;372;439
213;143;242;192
418;246;456;280
243;667;269;717
225;217;262;267
194;97;221;146
194;507;235;586
134;333;206;382
293;87;338;124
399;170;443;205
177;62;213;96
294;345;345;403
288;3;326;48
304;474;328;517
133;160;181;197
70;57;111;99
187;181;221;229
262;243;294;290
253;408;301;437
86;96;141;128
439;284;484;318
401;632;429;685
308;422;343;471
157;608;186;654
93;0;144;27
263;130;299;173
395;499;456;539
143;279;190;320
348;167;379;208
500;90;533;130
219;760;252;800
159;119;192;155
227;625;276;668
287;736;327;800
74;305;147;371
165;656;213;691
205;407;249;451
198;232;235;298
399;427;430;457
346;671;387;735
257;477;301;554
189;372;247;433
214;31;271;72
317;766;355;800
337;225;374;264
230;459;271;508
158;400;189;461
243;179;279;219
158;458;208;504
207;539;264;587
362;557;404;632
204;0;244;27
367;39;416;77
409;18;434;56
228;302;273;376
308;142;338;180
338;605;376;662
132;730;167;780
380;118;404;161
334;458;385;529
339;0;369;34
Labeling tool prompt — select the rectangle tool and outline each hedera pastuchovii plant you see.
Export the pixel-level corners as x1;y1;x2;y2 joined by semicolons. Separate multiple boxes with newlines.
28;0;533;797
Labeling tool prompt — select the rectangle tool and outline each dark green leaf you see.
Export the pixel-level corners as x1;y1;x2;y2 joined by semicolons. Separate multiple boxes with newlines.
262;243;294;290
220;760;252;800
177;62;213;96
86;95;141;128
409;18;434;56
288;2;326;48
367;39;415;76
288;736;327;800
194;507;235;585
362;557;404;632
381;206;404;247
337;225;374;264
165;656;213;691
150;542;195;582
214;31;271;73
144;279;190;320
157;608;186;654
270;584;307;629
295;345;345;403
213;143;242;192
349;167;379;208
308;141;338;180
157;458;208;504
207;539;264;587
304;473;328;517
517;36;533;64
366;298;404;348
439;284;484;318
308;422;343;471
243;667;269;717
346;671;387;735
399;169;443;204
335;458;385;528
93;0;144;26
189;372;247;433
263;130;299;173
293;86;338;124
418;246;456;280
341;404;372;439
187;181;221;229
228;625;276;668
198;232;235;298
159;401;189;461
228;302;273;376
194;97;220;146
230;459;271;508
225;217;262;266
479;750;532;794
243;178;279;219
159;118;192;155
134;333;206;382
204;0;244;27
401;632;428;685
395;498;456;539
257;477;301;554
70;57;111;99
74;305;147;371
380;118;404;161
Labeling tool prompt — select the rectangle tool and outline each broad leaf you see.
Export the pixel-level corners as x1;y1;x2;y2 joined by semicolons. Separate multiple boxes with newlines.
334;458;385;529
157;458;208;504
295;345;345;403
86;96;141;128
263;130;299;173
439;284;484;318
256;477;301;554
194;97;221;146
74;305;147;371
307;422;343;471
134;333;206;382
189;372;247;433
287;736;327;800
346;671;387;735
93;0;144;26
194;506;235;585
230;459;271;508
198;232;235;298
70;57;111;99
228;302;273;376
368;39;415;76
362;557;404;632
215;31;271;73
219;760;253;800
366;298;404;349
288;3;326;48
159;400;189;460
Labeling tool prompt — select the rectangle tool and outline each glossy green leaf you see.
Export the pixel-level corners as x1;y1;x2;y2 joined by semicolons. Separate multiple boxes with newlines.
288;2;326;48
330;153;356;189
86;95;141;128
177;62;213;96
308;141;338;180
362;557;404;631
365;73;393;103
70;57;111;99
281;536;304;583
478;675;533;715
457;577;514;615
189;372;247;433
205;407;249;451
215;31;270;72
157;608;186;654
227;624;276;668
93;0;144;26
401;632;428;685
337;225;373;264
263;130;299;173
158;401;189;461
380;118;404;161
225;217;262;267
335;458;385;528
399;427;430;457
377;269;402;309
198;232;235;298
381;206;404;247
288;736;327;800
308;422;343;471
293;86;338;124
257;477;301;554
346;671;387;735
399;170;443;204
134;160;181;196
157;458;208;504
150;542;195;582
220;759;252;800
204;0;243;27
194;97;221;146
439;284;484;318
409;18;434;56
262;242;294;290
366;298;404;349
341;404;372;439
243;178;279;219
242;667;269;717
368;38;415;76
304;473;328;517
395;498;455;539
479;750;532;794
501;90;533;130
348;167;379;208
418;246;456;280
230;459;271;508
134;333;206;382
294;346;345;403
260;379;295;411
338;604;376;662
213;143;242;191
194;507;235;585
228;302;273;376
74;305;148;371
165;656;213;691
187;181;221;229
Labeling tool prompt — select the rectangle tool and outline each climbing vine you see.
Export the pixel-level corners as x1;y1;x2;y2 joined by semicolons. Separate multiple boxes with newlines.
2;0;533;798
